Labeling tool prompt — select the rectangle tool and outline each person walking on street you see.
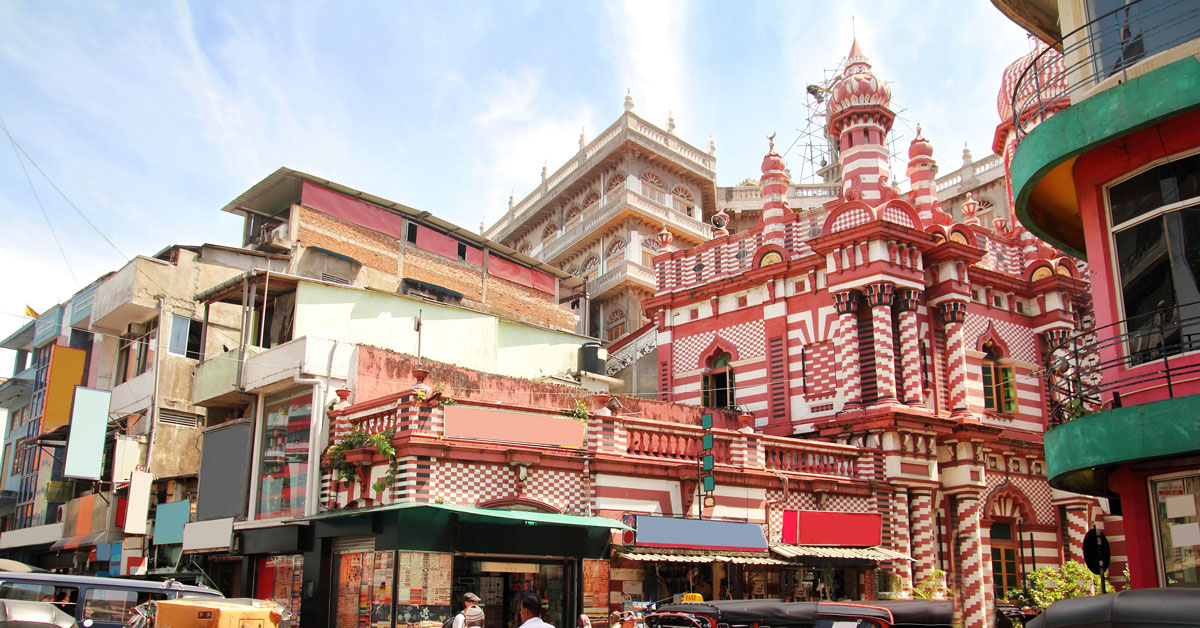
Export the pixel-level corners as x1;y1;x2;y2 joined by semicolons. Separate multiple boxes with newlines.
609;611;621;628
452;593;487;628
519;595;554;628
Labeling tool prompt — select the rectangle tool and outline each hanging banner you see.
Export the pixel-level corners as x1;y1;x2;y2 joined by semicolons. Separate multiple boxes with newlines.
124;470;153;535
64;387;111;480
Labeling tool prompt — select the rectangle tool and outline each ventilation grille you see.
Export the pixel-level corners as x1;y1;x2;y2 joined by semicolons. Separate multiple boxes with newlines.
321;273;351;285
157;410;200;428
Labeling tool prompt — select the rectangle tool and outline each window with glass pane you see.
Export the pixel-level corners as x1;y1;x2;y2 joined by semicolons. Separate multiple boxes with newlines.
1109;155;1200;364
256;389;312;519
1151;473;1200;587
702;352;735;408
981;343;1016;413
1087;0;1200;80
83;588;167;623
168;315;202;360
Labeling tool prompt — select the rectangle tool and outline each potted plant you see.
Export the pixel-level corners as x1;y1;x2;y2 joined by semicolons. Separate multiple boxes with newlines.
323;426;400;493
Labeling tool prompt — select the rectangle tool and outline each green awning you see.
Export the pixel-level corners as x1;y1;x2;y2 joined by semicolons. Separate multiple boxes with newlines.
290;502;629;531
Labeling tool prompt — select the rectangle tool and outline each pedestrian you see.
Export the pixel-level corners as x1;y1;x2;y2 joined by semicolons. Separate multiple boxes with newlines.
609;611;621;628
620;611;637;628
578;614;592;628
518;595;553;628
451;593;486;628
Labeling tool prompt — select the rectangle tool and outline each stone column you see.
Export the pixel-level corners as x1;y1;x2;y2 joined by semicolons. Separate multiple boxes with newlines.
909;488;939;586
1042;327;1073;424
953;490;988;628
895;289;923;406
892;487;914;595
865;282;898;402
938;300;970;417
834;290;862;407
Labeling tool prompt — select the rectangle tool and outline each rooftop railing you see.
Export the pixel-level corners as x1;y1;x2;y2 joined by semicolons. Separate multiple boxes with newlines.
1012;0;1200;139
1047;300;1200;424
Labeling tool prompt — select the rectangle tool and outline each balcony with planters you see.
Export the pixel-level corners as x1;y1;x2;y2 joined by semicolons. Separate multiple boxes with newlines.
1042;300;1200;494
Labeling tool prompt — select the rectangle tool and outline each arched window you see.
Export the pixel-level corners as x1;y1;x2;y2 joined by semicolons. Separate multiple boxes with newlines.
606;308;626;342
672;185;695;217
642;172;666;203
583;191;600;208
518;241;531;254
982;341;1015;413
606;239;627;259
702;351;735;408
607;174;627;192
565;205;581;223
542;222;558;241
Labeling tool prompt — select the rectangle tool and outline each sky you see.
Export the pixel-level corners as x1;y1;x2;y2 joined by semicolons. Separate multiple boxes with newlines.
0;0;1037;386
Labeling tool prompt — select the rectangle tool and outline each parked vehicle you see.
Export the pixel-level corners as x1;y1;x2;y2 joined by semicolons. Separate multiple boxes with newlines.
1027;588;1200;627
0;599;77;628
124;597;287;628
647;599;957;628
0;573;221;628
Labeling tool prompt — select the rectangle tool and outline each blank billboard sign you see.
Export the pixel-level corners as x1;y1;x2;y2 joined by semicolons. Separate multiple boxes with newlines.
125;470;153;535
64;387;111;480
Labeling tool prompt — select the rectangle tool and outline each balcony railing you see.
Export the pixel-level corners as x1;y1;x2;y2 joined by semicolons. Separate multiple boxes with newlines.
1012;0;1200;139
1047;300;1200;424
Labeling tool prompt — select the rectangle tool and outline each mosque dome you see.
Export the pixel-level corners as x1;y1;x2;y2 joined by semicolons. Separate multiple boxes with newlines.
997;42;1067;123
827;40;892;119
909;125;934;160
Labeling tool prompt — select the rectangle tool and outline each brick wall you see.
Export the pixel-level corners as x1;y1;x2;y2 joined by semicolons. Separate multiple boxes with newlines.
482;274;574;331
295;206;399;273
401;245;485;301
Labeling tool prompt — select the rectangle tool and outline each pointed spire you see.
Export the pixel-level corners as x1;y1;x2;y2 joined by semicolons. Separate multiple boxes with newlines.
508;192;514;210
707;133;715;155
962;142;973;166
579;126;586;150
847;38;871;71
623;89;634;112
541;161;548;181
667;110;676;134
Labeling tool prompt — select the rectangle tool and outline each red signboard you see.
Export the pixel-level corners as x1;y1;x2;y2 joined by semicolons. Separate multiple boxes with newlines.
782;510;882;547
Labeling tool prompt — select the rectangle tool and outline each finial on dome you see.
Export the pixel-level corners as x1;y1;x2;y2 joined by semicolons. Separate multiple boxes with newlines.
624;89;634;112
707;133;715;155
579;126;586;150
667;110;676;134
508;192;514;210
847;38;870;69
768;132;776;152
915;124;924;139
961;192;980;225
541;161;548;181
963;142;972;165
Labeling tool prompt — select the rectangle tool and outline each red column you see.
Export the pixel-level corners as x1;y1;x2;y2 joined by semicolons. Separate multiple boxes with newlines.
835;290;862;407
896;289;923;406
954;490;987;628
938;300;970;417
865;282;897;402
1065;505;1090;563
909;488;939;586
893;487;914;595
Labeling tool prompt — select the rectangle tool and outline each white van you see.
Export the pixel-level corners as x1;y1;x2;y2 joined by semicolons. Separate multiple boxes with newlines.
0;572;222;628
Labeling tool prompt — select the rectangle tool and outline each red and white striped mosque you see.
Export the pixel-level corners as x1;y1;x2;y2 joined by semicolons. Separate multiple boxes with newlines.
642;40;1110;628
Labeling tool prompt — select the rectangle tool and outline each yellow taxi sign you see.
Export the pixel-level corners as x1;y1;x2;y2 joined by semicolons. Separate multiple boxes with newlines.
680;593;704;602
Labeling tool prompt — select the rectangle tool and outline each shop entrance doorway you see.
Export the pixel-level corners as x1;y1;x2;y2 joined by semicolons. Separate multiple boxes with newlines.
453;557;576;628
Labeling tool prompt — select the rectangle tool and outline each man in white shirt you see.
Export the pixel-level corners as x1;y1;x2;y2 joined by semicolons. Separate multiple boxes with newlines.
518;595;554;628
452;593;486;628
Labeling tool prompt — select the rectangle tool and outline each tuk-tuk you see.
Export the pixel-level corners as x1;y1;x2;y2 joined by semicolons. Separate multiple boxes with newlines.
647;600;817;628
646;599;956;628
1027;588;1200;627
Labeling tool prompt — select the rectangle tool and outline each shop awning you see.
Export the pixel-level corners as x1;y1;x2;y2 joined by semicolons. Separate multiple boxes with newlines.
618;546;792;566
50;529;122;551
292;502;630;531
769;543;912;562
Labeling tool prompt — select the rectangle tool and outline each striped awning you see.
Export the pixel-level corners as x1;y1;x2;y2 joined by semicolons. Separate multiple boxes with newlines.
618;547;791;566
49;530;122;551
769;543;913;561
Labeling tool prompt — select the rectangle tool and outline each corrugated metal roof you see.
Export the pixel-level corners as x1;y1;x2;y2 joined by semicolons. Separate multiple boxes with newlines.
618;552;792;566
768;544;912;561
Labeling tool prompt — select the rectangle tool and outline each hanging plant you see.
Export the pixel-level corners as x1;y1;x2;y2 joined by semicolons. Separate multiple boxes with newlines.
322;426;400;492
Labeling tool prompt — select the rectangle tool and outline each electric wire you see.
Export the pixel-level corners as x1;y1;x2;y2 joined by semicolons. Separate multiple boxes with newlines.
0;114;128;262
0;115;79;287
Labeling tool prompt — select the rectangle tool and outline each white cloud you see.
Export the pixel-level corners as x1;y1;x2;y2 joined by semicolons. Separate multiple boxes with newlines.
605;0;690;134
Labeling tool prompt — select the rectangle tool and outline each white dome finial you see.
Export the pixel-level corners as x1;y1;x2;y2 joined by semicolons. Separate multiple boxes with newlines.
579;126;586;150
624;89;634;112
667;110;676;134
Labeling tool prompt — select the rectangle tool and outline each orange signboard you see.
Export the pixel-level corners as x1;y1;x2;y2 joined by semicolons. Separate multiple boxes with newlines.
443;405;586;449
41;345;87;434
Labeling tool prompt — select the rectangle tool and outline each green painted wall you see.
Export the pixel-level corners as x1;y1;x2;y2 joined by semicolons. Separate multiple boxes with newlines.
1011;56;1200;257
1045;394;1200;493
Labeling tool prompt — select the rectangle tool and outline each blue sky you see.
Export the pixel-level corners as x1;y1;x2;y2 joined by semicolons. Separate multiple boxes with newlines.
0;1;1034;379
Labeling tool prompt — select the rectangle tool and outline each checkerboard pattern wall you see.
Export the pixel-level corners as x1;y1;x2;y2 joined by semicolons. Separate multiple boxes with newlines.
672;320;766;373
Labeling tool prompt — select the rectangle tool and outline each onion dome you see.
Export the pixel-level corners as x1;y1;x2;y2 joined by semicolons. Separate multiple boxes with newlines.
761;133;787;174
827;40;892;118
997;41;1067;123
909;124;934;159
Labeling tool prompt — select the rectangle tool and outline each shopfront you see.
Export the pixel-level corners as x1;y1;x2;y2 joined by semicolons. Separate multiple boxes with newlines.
295;503;626;628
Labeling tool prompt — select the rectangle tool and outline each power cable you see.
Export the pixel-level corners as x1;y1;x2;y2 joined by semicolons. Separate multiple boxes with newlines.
0;115;79;287
0;114;127;262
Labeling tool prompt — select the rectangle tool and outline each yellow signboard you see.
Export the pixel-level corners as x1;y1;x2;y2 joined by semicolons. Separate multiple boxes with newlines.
41;345;87;434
